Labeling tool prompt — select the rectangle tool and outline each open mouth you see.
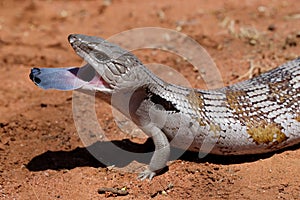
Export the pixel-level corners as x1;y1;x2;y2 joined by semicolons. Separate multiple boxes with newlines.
29;64;112;93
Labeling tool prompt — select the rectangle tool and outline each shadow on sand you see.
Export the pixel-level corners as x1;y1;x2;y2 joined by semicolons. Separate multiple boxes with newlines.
27;138;300;172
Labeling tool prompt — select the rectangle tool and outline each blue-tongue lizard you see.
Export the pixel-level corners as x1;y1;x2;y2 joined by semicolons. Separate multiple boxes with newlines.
29;34;300;180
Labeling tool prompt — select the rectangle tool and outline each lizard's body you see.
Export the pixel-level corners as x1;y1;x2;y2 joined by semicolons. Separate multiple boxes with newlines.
30;34;300;179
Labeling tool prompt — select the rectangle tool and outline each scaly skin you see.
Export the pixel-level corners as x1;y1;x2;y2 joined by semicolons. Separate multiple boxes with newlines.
30;34;300;180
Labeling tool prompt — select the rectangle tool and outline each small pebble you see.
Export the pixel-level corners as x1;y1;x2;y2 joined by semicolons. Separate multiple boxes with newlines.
268;24;276;31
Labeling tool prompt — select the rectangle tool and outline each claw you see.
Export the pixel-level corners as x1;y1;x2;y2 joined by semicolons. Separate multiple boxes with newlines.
137;169;156;181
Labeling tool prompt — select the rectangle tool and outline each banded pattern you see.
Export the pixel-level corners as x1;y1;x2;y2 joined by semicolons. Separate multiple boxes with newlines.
152;58;300;154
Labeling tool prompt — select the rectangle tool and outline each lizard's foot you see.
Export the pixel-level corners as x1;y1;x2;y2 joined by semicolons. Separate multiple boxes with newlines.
137;169;156;181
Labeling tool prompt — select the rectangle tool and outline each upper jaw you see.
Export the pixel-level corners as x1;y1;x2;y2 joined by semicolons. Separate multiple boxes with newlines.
68;34;112;78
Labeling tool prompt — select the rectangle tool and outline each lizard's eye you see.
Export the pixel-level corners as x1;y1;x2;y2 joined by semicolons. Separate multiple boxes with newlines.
79;43;110;62
91;50;110;62
79;43;94;53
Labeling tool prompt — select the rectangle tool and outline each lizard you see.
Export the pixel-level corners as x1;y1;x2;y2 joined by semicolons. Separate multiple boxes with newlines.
29;34;300;180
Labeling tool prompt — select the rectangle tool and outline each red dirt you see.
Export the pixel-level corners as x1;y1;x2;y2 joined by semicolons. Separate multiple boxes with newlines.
1;0;300;199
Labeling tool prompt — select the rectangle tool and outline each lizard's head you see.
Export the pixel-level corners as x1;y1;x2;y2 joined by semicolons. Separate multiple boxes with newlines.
68;34;145;92
30;34;146;94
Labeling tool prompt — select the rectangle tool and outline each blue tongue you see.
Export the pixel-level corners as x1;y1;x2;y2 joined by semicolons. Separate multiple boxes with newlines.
29;64;95;90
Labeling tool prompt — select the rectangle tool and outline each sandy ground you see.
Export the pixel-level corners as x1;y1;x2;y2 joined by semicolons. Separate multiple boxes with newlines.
0;0;300;199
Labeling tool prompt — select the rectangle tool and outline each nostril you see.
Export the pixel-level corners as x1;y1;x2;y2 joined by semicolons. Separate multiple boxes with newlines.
68;34;76;44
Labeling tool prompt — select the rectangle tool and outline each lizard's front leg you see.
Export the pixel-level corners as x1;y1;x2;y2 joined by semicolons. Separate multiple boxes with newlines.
138;123;170;180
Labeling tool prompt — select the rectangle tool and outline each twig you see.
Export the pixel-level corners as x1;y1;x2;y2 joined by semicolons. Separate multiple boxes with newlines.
237;60;257;81
98;187;129;197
